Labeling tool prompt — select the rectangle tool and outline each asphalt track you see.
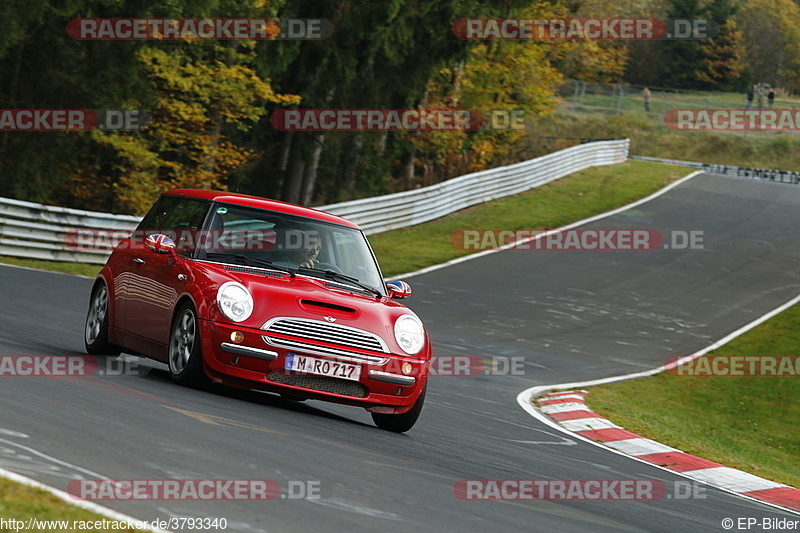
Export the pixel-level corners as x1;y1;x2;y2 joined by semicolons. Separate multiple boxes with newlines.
0;172;799;532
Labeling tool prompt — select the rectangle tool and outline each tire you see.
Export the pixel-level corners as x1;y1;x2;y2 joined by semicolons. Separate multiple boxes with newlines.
168;303;208;387
371;386;426;433
85;283;120;356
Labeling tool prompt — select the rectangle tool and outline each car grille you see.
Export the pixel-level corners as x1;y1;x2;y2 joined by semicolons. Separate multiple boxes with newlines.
262;317;389;354
268;371;368;397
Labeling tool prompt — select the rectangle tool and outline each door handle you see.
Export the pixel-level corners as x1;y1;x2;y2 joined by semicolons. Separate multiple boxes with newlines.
133;258;145;264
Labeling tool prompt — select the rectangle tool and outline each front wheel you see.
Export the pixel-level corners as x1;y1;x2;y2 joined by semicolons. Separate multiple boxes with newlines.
85;283;120;356
168;303;208;387
371;386;426;433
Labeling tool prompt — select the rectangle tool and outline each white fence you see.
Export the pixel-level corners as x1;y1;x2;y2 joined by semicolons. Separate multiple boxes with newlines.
0;139;629;264
318;139;629;234
0;198;141;264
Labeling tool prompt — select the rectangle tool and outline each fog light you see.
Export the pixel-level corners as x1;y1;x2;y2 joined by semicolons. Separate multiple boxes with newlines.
401;362;413;375
230;331;244;343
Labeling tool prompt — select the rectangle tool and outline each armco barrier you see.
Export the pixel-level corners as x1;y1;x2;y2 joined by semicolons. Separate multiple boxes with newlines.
318;139;629;234
0;197;140;264
0;139;629;264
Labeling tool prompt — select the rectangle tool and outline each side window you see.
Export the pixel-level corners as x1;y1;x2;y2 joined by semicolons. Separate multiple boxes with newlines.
137;196;209;233
135;196;210;255
205;209;277;253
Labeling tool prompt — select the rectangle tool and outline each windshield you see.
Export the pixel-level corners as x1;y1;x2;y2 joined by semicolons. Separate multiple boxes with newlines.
196;203;385;294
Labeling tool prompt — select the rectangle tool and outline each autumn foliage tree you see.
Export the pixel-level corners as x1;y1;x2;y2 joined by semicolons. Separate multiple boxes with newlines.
89;44;299;214
694;19;746;89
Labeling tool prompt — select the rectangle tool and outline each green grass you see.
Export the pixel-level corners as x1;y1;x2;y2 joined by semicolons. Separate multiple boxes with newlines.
567;87;800;117
530;105;800;172
0;478;143;531
586;305;800;489
0;255;101;278
371;160;686;277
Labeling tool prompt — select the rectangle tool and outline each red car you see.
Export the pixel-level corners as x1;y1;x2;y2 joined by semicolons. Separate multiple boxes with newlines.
84;189;429;432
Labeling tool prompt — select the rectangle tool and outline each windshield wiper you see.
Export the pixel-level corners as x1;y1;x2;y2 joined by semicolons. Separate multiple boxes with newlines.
297;267;382;298
205;252;296;277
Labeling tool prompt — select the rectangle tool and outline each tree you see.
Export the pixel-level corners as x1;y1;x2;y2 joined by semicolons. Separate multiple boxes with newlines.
662;0;708;88
694;19;746;89
246;0;535;205
88;44;300;214
737;0;800;91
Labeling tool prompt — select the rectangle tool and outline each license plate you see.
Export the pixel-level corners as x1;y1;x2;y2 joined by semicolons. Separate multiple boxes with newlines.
284;353;361;381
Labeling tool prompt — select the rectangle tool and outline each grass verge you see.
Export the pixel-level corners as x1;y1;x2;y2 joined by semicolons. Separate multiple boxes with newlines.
0;477;142;531
0;255;100;278
586;305;800;489
525;111;800;173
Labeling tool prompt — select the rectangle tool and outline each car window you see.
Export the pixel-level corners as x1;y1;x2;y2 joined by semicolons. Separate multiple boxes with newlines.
329;229;382;288
134;195;211;256
198;203;384;292
137;196;210;233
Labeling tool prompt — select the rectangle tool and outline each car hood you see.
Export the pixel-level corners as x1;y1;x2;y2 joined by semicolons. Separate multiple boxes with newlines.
190;260;420;353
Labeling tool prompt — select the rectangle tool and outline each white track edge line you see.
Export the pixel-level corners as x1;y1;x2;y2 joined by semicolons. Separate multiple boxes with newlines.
390;169;705;280
0;466;171;532
517;291;800;516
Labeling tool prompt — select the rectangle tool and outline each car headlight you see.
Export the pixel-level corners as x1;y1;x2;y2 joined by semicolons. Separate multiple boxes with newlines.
394;314;425;355
217;282;254;323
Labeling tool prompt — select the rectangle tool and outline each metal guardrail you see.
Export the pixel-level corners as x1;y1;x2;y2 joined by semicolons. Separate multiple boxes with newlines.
0;197;140;264
0;139;629;264
318;139;630;234
630;155;800;184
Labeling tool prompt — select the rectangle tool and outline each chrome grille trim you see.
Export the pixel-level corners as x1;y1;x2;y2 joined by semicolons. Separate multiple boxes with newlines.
261;336;389;365
262;317;389;353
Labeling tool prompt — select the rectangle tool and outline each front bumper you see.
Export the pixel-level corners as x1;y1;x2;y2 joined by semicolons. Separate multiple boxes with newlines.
199;319;428;413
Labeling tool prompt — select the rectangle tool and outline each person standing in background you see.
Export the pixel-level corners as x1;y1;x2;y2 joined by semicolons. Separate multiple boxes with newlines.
746;85;754;109
768;88;775;108
642;87;651;112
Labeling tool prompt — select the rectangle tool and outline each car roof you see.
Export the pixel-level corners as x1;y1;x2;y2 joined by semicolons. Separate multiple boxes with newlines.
163;189;360;229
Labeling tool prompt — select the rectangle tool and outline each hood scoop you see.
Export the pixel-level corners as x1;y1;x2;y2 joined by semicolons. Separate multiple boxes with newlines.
299;299;358;318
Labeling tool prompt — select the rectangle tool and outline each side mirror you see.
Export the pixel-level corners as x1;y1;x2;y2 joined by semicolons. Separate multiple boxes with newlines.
386;280;412;299
145;234;176;255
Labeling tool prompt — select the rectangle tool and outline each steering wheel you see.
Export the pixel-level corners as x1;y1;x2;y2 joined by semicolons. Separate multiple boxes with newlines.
314;262;342;274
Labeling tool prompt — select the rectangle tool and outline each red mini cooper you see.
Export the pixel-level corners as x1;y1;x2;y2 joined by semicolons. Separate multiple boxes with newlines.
84;190;429;432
